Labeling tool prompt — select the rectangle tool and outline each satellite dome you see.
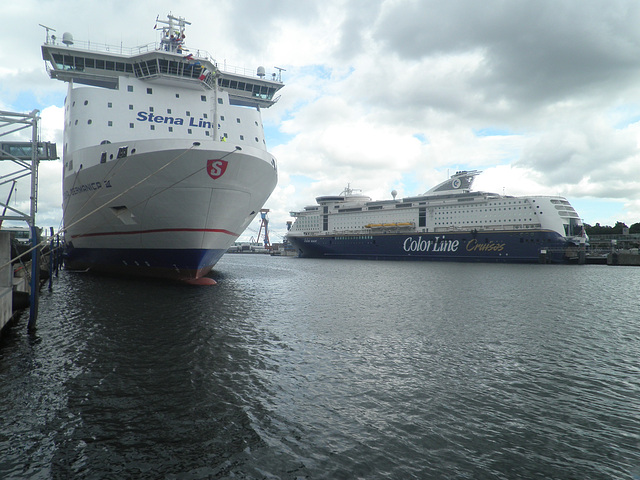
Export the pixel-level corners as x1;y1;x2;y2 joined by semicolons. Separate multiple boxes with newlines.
391;190;397;199
62;32;74;46
257;66;265;78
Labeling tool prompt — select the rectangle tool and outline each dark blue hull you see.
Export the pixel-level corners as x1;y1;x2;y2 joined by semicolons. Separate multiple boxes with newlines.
64;246;226;280
288;230;580;264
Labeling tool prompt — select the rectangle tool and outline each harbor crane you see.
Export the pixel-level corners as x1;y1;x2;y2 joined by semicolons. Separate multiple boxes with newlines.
256;209;270;247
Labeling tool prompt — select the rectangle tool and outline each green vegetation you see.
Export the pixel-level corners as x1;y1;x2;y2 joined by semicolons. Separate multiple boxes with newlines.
584;222;640;235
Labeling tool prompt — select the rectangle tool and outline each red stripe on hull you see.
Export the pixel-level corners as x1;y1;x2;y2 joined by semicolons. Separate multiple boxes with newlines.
70;227;239;239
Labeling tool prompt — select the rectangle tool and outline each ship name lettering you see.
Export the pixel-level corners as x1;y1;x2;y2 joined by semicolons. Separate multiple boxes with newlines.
465;238;506;252
403;236;459;253
63;180;111;199
136;111;212;129
136;111;184;125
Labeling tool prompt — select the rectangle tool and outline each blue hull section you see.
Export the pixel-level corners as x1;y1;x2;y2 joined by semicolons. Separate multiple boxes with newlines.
288;230;578;264
64;246;227;280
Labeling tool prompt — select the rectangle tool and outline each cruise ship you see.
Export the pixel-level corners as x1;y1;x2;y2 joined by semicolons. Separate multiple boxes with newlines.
41;14;284;284
287;170;587;263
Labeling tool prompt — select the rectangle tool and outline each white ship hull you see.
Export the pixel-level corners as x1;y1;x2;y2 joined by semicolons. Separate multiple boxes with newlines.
63;140;276;280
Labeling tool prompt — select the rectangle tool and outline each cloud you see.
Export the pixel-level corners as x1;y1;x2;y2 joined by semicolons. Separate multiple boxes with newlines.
5;0;640;243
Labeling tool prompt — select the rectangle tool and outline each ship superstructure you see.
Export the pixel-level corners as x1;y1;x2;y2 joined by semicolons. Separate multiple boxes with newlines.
41;14;284;283
287;170;587;263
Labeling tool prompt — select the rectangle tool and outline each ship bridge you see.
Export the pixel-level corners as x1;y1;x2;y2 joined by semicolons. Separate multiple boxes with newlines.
40;15;284;109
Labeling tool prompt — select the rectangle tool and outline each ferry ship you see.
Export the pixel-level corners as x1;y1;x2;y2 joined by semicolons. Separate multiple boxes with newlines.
41;14;284;283
287;170;587;263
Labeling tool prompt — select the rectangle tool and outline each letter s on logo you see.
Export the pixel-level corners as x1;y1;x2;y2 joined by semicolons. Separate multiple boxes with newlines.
207;159;228;179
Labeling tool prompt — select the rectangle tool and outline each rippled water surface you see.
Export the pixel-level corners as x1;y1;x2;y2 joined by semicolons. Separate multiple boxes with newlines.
1;256;639;479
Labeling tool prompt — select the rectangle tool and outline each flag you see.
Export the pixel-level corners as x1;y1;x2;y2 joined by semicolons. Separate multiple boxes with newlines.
154;15;158;29
184;53;194;61
199;69;208;81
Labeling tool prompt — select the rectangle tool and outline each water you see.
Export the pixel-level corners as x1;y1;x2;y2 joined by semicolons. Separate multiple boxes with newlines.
1;256;639;479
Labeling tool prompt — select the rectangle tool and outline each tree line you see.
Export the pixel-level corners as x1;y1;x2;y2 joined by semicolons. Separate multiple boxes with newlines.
584;222;640;235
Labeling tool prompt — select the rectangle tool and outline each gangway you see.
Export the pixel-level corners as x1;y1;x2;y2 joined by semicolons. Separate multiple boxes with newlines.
0;141;57;161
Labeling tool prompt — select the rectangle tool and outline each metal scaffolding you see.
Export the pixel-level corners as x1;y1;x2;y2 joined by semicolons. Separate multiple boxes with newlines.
0;110;58;227
0;109;58;328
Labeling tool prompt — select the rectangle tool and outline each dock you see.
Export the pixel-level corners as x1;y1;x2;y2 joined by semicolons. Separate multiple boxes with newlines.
588;233;640;266
607;250;640;266
0;229;64;333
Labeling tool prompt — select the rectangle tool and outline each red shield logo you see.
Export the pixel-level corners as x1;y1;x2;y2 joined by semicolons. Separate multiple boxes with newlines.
207;159;228;179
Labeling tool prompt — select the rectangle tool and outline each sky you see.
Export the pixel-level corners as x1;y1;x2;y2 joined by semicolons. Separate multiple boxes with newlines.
3;0;640;243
